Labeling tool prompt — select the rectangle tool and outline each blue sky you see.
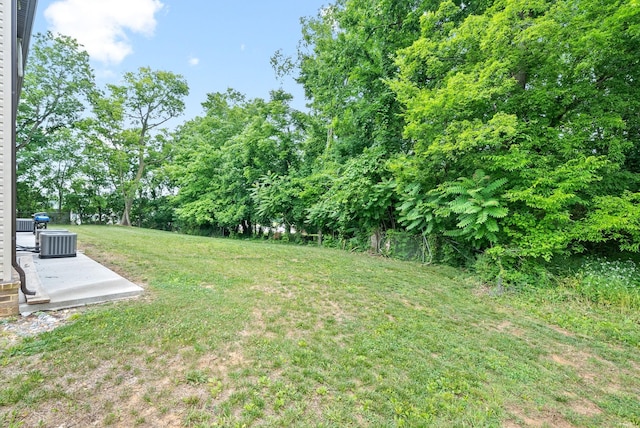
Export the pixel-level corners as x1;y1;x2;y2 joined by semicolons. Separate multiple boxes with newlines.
32;0;329;123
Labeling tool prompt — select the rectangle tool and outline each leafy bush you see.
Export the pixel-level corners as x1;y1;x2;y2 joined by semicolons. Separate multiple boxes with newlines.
396;170;509;250
474;246;553;289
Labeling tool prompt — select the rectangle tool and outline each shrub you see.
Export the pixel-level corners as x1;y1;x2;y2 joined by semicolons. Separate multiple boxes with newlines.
474;246;553;289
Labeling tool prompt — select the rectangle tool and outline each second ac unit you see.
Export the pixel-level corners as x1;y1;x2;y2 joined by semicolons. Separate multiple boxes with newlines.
16;218;34;232
39;232;77;259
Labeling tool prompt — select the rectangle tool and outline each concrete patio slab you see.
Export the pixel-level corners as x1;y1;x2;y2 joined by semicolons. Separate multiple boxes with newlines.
16;231;143;315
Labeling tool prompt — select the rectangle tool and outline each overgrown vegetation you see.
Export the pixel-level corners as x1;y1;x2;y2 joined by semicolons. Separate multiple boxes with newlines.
17;0;640;287
572;258;640;309
1;226;639;427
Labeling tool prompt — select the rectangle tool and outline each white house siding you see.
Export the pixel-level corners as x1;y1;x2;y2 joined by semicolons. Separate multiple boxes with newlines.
0;0;12;283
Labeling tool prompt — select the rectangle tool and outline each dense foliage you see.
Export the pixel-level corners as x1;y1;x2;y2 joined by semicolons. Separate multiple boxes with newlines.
17;0;640;283
17;31;95;215
391;0;640;265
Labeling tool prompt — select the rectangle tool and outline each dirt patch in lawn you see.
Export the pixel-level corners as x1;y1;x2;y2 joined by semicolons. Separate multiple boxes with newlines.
504;405;575;428
15;348;249;427
547;345;622;390
570;398;602;417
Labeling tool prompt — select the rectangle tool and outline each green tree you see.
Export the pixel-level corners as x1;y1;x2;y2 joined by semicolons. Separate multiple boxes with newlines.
169;90;252;234
296;0;494;160
90;67;189;226
289;0;499;248
16;31;95;213
17;31;95;152
35;128;84;218
306;147;396;244
170;90;305;235
391;0;640;261
251;172;306;236
297;0;429;158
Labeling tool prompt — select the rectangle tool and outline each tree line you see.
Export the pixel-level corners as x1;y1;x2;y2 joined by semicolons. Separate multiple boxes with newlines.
18;0;640;284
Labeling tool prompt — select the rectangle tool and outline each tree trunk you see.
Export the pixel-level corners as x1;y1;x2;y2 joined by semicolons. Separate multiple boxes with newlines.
120;139;146;227
370;229;381;253
57;188;64;219
120;197;133;226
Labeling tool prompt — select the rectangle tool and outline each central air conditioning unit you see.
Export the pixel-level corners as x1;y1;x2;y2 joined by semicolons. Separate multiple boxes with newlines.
16;218;34;232
35;229;68;253
39;231;77;259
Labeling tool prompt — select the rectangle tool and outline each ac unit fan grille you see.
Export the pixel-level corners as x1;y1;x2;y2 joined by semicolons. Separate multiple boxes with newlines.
16;219;34;232
39;232;77;259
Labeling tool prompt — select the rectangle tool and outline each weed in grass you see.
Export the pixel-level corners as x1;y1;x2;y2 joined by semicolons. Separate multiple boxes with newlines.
183;395;201;406
209;379;224;398
257;375;270;388
184;409;211;426
242;396;265;421
185;369;208;385
316;386;328;396
103;411;120;425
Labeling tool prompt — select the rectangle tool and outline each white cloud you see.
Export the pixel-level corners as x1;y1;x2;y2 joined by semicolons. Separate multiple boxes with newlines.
44;0;164;65
188;56;200;66
240;44;246;52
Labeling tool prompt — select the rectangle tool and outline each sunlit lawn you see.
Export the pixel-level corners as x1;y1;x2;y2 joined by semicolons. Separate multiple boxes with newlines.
1;226;639;427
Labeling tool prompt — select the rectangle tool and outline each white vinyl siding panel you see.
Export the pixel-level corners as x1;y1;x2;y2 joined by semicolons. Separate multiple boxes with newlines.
0;0;13;282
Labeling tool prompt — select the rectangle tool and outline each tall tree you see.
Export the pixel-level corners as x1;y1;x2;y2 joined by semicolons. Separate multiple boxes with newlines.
65;133;114;224
17;31;95;152
16;31;95;213
36;128;83;217
296;0;491;159
306;147;396;240
90;67;189;226
285;0;497;245
170;89;305;235
391;0;640;260
168;89;249;233
297;0;428;158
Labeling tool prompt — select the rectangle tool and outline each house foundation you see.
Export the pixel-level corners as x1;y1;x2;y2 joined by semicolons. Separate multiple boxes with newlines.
0;278;20;317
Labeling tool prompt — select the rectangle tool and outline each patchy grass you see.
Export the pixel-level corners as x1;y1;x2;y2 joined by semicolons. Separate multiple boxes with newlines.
1;226;639;427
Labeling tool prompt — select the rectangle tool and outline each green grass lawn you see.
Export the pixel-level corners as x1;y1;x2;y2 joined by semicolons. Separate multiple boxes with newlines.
1;226;639;427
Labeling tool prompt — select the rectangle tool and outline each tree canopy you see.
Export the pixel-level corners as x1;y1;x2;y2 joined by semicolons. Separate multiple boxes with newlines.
391;0;640;261
89;67;189;226
16;0;640;281
16;31;95;214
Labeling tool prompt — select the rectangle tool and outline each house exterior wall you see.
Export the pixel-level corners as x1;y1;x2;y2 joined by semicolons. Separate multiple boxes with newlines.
0;0;20;317
0;0;13;284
